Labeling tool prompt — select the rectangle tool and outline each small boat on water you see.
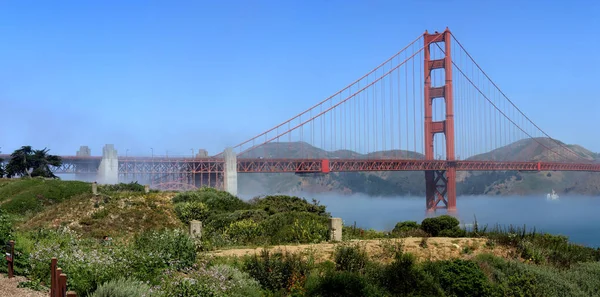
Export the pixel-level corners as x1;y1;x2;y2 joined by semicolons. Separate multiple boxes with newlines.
547;189;559;200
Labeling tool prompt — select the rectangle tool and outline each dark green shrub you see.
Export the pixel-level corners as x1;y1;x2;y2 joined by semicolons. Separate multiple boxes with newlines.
250;195;328;216
392;220;420;234
259;212;329;244
172;187;247;213
378;252;444;296
174;201;209;224
305;270;385;297
423;259;493;297
421;215;461;237
99;182;145;192
205;209;268;231
439;227;467;237
242;250;310;293
89;278;151;297
334;244;368;273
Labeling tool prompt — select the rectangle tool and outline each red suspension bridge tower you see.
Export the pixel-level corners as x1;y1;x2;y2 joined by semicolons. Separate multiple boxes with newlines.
424;28;456;212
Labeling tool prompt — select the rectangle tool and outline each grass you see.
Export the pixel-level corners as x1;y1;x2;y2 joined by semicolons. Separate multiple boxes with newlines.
466;221;600;268
0;178;91;215
0;179;182;239
22;191;182;239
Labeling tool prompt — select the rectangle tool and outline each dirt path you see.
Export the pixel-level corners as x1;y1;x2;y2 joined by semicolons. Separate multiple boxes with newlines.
0;274;48;297
208;237;515;263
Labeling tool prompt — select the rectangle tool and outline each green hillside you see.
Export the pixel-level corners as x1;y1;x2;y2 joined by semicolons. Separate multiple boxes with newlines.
238;139;600;196
0;178;182;238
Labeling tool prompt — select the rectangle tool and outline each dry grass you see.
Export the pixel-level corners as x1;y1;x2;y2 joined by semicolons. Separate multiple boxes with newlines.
208;237;515;264
18;191;183;239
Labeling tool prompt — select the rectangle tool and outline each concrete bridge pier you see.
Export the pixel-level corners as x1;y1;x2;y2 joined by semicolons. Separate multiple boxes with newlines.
223;147;237;196
97;144;119;184
75;146;94;180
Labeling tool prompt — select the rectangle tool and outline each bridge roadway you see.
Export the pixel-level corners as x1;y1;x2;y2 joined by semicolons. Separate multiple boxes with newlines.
2;154;599;174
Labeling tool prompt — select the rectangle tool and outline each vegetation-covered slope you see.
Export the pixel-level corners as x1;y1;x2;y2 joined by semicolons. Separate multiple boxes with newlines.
0;179;182;238
2;180;600;297
239;139;600;196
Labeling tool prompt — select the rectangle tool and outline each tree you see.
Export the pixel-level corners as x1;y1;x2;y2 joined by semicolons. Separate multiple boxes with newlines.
5;146;62;178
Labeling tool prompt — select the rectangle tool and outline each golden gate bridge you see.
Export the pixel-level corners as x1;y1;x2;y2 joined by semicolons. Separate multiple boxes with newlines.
3;28;599;212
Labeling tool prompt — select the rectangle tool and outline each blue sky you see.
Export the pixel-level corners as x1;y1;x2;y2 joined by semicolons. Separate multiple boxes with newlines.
1;0;598;157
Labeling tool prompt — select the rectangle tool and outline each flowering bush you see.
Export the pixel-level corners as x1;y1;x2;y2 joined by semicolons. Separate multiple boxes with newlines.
28;227;126;295
151;262;262;297
89;277;151;297
132;229;197;270
26;228;197;295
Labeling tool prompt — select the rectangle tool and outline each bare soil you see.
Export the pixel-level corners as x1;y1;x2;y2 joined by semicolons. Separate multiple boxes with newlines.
0;274;48;297
208;237;515;263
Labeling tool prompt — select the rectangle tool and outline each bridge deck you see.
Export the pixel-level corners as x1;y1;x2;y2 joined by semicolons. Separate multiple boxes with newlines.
2;155;598;173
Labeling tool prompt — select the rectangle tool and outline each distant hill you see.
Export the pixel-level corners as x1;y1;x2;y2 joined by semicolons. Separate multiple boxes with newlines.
238;139;600;197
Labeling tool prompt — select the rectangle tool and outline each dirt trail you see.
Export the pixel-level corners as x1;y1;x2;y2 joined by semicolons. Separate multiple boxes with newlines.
0;274;48;297
209;237;514;263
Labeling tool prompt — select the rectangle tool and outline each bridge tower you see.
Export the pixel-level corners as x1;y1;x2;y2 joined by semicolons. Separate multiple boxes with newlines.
423;28;456;212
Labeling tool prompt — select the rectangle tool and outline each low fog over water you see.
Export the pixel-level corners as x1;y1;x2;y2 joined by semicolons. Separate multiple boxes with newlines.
250;193;600;247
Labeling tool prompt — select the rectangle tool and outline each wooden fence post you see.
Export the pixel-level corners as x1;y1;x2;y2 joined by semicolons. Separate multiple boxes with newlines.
6;240;14;278
50;258;57;297
49;258;77;297
59;273;67;297
55;268;62;297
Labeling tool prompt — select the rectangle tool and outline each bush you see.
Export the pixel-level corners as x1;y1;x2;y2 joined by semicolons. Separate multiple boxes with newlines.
225;219;262;245
174;201;209;224
483;225;600;268
154;273;215;297
89;278;151;297
473;254;593;296
259;212;329;244
205;209;268;232
99;182;145;192
334;244;369;273
377;252;444;296
305;270;384;297
28;228;126;295
392;220;420;234
242;250;310;294
250;195;328;216
172;187;247;213
132;229;196;270
421;215;462;237
423;259;493;297
200;264;263;297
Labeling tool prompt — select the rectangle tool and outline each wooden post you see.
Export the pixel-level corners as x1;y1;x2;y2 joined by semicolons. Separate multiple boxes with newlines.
50;258;57;297
66;292;77;297
6;240;14;278
55;268;62;297
59;273;67;297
